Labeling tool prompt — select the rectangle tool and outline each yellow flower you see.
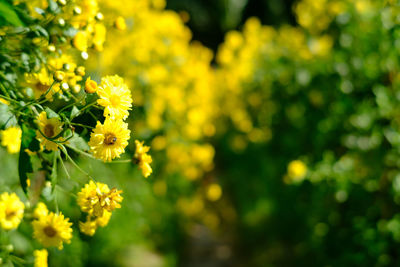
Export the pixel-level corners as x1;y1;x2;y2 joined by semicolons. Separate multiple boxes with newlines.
79;220;97;236
32;211;73;250
24;68;60;100
85;77;98;93
95;210;111;227
73;31;88;52
77;181;123;217
206;183;222;202
97;75;132;120
286;160;307;183
93;23;106;51
36;111;64;151
1;126;22;154
33;202;49;219
134;140;152;178
0;192;25;230
114;16;126;30
88;118;130;162
0;97;9;105
34;249;48;267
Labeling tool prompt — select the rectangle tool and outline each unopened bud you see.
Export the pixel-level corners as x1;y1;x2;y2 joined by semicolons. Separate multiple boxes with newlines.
85;77;98;94
54;71;65;82
75;66;85;76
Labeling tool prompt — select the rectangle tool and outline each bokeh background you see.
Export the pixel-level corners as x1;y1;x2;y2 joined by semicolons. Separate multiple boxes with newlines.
4;0;400;266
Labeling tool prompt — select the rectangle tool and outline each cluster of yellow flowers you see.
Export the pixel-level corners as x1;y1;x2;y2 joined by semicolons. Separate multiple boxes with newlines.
0;0;153;265
94;0;216;181
77;180;122;236
86;75;132;162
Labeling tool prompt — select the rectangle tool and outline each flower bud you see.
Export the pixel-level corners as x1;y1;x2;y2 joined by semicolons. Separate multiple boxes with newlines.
115;16;127;31
53;71;65;82
75;66;85;76
85;77;98;93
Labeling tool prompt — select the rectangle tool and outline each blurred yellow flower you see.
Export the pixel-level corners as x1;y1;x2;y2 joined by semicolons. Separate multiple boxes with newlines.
1;126;22;154
36;111;64;151
134;140;153;178
32;211;73;250
287;160;307;183
0;192;24;230
206;183;222;202
97;75;132;120
88;118;130;162
114;16;127;30
73;31;88;52
33;249;48;267
93;23;106;51
24;68;60;100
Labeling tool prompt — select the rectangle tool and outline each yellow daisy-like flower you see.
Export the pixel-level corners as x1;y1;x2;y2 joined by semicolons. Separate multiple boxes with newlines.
24;68;60;100
1;126;22;154
0;192;25;230
34;249;48;267
77;180;123;217
36;112;64;151
88;118;130;162
32;211;73;250
97;75;132;120
134;140;153;178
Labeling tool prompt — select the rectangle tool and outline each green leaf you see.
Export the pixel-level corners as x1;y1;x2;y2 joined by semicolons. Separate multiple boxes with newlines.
20;124;35;147
45;107;59;118
0;1;24;27
0;104;16;128
51;151;58;191
70;105;80;120
68;132;89;151
18;125;35;194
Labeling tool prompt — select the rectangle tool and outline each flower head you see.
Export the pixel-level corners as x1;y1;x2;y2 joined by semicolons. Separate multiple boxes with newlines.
0;192;24;230
34;249;48;267
24;68;60;100
286;160;307;183
88;118;130;162
32;210;73;250
134;140;153;178
77;181;123;217
36;111;64;151
97;75;132;120
1;126;22;154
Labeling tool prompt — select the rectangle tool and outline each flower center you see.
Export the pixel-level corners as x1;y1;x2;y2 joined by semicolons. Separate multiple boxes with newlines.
36;83;49;92
43;226;57;237
44;124;55;137
5;210;16;220
104;133;117;145
109;95;120;106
